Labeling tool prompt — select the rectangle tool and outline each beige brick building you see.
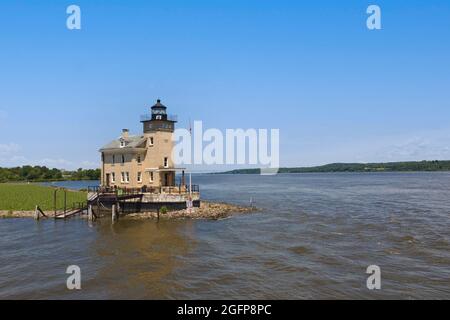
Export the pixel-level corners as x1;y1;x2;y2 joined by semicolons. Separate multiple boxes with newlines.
99;100;184;190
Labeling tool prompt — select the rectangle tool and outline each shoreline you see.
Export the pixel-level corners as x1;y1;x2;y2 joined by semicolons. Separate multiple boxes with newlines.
0;201;258;220
0;210;36;219
125;201;258;220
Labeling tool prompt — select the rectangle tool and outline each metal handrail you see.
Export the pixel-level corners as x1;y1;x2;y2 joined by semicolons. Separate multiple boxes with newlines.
140;114;178;122
90;184;200;195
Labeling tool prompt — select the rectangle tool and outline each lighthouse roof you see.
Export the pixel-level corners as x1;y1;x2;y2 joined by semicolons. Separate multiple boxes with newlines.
99;135;147;152
151;99;166;109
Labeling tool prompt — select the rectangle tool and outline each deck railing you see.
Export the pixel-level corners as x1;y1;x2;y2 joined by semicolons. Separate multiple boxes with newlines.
140;114;178;122
88;185;200;195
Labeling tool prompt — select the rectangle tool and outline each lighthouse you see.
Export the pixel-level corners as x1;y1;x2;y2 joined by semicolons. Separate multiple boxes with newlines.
100;99;182;190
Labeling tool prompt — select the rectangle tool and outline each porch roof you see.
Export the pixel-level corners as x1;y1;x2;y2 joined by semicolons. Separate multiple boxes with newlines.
145;167;187;172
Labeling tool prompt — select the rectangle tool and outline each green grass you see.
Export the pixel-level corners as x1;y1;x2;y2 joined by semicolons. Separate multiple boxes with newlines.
0;183;87;211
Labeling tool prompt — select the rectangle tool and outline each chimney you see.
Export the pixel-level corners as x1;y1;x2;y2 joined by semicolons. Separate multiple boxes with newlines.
122;129;129;139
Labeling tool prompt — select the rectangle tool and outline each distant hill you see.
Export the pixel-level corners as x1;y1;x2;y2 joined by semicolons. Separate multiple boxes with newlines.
217;160;450;174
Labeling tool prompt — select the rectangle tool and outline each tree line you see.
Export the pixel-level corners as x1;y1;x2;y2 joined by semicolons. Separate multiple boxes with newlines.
219;160;450;174
0;166;100;183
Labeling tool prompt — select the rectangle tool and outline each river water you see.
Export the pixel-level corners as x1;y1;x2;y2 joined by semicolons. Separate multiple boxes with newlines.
1;173;449;299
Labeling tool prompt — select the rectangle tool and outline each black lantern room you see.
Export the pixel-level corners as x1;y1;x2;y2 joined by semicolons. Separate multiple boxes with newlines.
151;99;168;120
141;99;177;133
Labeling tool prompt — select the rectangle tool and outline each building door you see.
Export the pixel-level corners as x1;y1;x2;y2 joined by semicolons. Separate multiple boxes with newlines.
164;173;169;186
105;174;110;187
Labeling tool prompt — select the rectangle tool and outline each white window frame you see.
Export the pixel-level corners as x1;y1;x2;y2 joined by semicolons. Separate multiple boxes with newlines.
137;172;142;183
149;137;154;146
125;172;130;183
164;157;169;168
121;172;125;183
150;172;154;183
111;172;115;183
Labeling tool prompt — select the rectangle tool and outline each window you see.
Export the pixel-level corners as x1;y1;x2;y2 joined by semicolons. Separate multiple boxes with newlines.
150;172;154;182
164;157;169;168
112;155;115;164
121;172;130;183
149;137;154;146
111;173;115;183
137;155;141;164
121;155;125;164
120;140;125;148
137;172;142;183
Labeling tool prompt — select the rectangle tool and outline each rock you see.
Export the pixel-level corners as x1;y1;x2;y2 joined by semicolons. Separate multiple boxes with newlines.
125;201;258;220
0;210;35;218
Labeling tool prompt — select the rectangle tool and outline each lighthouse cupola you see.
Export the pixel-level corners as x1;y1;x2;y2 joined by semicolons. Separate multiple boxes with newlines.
141;99;177;133
151;99;168;120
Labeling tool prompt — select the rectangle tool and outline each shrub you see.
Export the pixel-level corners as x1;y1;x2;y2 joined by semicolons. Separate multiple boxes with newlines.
160;206;168;215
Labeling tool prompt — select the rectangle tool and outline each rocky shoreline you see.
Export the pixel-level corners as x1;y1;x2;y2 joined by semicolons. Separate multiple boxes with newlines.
0;210;35;218
125;201;258;220
0;201;258;220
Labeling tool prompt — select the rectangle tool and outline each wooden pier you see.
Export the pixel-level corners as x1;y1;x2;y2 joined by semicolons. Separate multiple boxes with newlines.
86;186;145;221
86;185;200;221
35;184;201;222
34;188;89;220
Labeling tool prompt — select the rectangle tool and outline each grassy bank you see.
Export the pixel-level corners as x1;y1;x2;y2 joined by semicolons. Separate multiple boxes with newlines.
0;183;87;211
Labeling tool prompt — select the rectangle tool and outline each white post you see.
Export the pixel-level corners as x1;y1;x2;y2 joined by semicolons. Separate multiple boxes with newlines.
186;173;193;213
112;204;118;223
189;173;192;198
34;205;40;220
88;204;93;221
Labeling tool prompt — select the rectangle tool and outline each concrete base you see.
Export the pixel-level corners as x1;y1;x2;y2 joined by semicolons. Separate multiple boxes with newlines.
119;200;201;213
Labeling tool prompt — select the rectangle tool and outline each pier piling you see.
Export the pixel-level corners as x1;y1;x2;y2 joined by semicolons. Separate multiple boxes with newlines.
34;205;40;220
88;204;94;221
112;204;118;222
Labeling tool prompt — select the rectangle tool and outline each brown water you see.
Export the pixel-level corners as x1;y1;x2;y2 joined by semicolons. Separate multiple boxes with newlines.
1;173;449;299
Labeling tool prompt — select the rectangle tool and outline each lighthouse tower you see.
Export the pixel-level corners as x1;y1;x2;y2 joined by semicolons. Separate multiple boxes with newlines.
140;99;178;187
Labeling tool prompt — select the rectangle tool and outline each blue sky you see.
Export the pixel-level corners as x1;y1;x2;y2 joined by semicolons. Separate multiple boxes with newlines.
0;0;449;170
